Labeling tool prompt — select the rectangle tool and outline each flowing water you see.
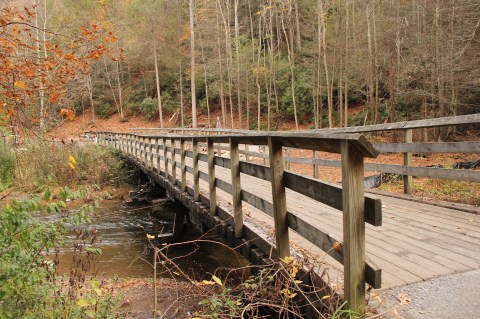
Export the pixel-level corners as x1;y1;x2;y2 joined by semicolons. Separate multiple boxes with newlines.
40;196;248;280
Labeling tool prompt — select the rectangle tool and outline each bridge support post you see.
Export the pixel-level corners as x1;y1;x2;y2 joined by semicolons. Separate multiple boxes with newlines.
268;137;290;258
208;138;217;215
403;129;413;195
171;138;176;184
230;138;243;238
163;138;168;179
193;138;200;201
143;136;147;165
341;141;366;317
181;138;187;191
155;137;160;172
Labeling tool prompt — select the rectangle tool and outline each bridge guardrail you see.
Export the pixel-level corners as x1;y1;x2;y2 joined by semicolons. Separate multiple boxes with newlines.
95;130;383;316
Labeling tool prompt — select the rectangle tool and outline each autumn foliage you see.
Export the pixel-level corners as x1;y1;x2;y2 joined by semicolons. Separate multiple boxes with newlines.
0;6;122;127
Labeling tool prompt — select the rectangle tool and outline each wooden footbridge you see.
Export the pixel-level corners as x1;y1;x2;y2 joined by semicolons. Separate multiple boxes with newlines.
94;114;480;316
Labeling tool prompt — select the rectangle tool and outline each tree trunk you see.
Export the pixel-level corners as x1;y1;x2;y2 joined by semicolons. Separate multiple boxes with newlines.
189;0;197;128
154;42;164;127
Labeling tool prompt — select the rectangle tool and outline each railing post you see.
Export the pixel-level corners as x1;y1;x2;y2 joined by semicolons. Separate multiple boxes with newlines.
149;137;154;170
313;150;319;179
144;136;148;165
403;129;413;195
207;138;217;215
171;138;176;184
181;138;187;191
163;137;168;179
135;136;139;160
268;137;290;258
155;137;160;172
341;140;366;316
193;138;200;201
230;138;243;238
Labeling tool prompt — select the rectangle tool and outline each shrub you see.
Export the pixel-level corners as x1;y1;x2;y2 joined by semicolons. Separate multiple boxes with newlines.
13;142;125;191
140;97;158;120
95;102;112;119
0;143;15;188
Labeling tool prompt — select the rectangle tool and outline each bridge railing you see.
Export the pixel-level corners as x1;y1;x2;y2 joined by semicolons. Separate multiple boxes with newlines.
127;114;480;195
95;130;383;315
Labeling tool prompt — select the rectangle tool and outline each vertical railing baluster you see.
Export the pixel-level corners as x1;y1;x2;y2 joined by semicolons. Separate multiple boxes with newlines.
403;129;413;195
268;137;289;258
230;138;243;239
181;138;186;191
341;140;366;316
155;137;160;172
163;137;168;179
207;138;216;215
171;138;176;184
193;138;200;201
149;136;154;170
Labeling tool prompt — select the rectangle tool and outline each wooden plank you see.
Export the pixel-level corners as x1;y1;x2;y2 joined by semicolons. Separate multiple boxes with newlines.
283;172;382;227
341;140;366;316
230;138;243;238
363;162;480;182
181;138;186;191
268;137;290;258
373;141;480;154
208;138;217;215
306;114;480;134
214;156;231;169
404;129;413;195
239;162;271;182
193;138;200;201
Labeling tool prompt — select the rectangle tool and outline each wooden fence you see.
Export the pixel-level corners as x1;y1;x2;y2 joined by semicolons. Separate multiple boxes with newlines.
96;130;383;316
129;114;480;195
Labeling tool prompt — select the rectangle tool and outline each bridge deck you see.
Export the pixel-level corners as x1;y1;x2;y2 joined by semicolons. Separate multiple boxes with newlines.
167;155;480;289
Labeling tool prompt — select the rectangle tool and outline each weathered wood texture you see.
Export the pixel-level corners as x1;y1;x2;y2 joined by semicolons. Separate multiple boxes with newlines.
95;126;480;316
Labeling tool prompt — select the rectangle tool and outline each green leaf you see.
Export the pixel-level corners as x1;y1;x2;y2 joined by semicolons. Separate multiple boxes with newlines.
77;297;90;307
212;275;223;287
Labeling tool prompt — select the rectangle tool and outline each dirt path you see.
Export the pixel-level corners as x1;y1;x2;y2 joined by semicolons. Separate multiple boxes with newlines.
371;269;480;318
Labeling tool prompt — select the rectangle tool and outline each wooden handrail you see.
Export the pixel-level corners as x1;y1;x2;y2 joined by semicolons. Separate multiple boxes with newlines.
94;130;384;316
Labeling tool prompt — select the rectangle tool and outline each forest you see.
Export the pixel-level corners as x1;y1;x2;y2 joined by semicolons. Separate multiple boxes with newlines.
1;0;480;132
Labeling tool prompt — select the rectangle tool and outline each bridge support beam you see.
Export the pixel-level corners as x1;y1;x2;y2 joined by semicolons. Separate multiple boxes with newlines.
230;138;243;238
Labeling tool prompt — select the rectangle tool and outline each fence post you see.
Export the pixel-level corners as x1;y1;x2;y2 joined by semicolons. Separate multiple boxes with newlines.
155;137;160;172
341;140;366;316
144;136;148;165
181;138;187;191
313;150;319;179
193;138;200;201
230;137;243;238
163;137;168;179
149;137;154;170
134;136;138;160
207;138;217;215
171;138;176;184
403;129;413;195
268;137;290;258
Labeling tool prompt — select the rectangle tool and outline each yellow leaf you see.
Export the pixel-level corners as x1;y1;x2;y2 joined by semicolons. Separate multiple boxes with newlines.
69;155;77;164
77;297;90;307
68;162;75;169
14;81;27;89
212;275;223;287
196;280;215;286
321;295;331;300
146;234;155;239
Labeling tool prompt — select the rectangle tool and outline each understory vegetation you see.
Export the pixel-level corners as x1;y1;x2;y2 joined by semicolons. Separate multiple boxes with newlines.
0;142;128;318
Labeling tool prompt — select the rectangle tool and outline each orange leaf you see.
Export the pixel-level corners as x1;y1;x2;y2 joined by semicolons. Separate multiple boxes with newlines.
14;81;27;89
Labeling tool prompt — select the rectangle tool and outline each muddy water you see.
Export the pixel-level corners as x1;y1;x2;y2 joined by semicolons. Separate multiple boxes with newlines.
42;198;248;279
